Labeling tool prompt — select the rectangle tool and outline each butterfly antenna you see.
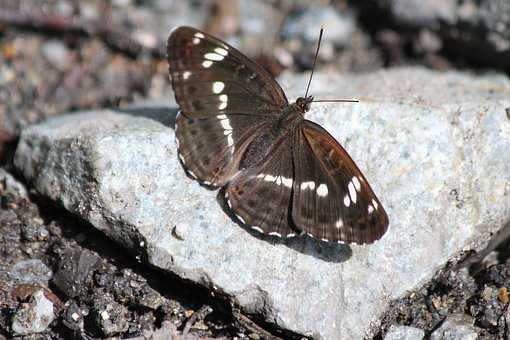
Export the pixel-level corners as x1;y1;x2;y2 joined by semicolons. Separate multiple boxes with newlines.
313;99;359;103
304;27;360;104
304;26;323;99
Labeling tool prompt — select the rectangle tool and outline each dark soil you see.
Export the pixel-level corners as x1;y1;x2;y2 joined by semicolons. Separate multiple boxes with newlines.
1;183;302;339
375;248;510;339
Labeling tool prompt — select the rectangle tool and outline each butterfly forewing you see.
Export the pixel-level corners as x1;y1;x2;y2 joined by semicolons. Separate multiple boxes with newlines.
292;121;389;244
168;26;289;187
167;26;288;117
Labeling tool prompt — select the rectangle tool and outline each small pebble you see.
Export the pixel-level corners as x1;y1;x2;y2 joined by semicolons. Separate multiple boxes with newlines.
11;289;56;335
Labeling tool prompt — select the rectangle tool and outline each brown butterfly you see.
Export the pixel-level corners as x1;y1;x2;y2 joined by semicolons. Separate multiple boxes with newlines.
167;26;389;244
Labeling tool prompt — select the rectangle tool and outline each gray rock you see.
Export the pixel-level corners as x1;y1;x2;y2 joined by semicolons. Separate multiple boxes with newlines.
430;314;479;340
375;0;510;68
10;259;53;285
91;292;129;336
385;325;425;340
53;248;101;298
62;300;84;332
14;67;510;339
282;5;355;63
283;6;355;45
11;289;56;335
0;168;28;198
129;321;181;340
389;0;457;26
41;40;71;70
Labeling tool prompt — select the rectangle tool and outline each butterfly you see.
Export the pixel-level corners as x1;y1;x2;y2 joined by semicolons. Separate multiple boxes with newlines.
167;26;389;245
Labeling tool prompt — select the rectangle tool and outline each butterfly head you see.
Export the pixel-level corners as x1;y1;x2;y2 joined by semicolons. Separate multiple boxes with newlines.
295;96;313;114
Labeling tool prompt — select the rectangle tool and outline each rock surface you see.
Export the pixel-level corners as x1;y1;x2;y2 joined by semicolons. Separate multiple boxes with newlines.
14;67;510;339
11;289;56;335
430;314;479;340
372;0;510;68
384;325;425;340
9;259;53;285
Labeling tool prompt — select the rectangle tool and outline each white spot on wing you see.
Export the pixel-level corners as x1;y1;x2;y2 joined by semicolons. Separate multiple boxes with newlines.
252;226;264;233
368;205;374;214
321;238;329;242
202;60;213;68
204;52;225;61
219;117;232;130
225;192;232;208
317;184;328;197
335;219;343;229
286;233;296;238
269;232;282;237
217;114;227;120
263;174;277;182
214;47;228;56
218;94;228;110
212;81;225;94
300;181;315;190
227;135;234;147
192;37;200;45
183;71;191;80
353;177;361;191
281;177;293;188
372;199;379;210
343;194;351;207
235;214;246;224
348;181;357;204
194;32;205;38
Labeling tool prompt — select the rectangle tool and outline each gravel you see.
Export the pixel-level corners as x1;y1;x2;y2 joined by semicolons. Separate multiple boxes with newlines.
384;325;425;340
11;289;56;335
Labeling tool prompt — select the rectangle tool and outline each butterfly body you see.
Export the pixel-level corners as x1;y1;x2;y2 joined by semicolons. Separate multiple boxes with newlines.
167;26;389;245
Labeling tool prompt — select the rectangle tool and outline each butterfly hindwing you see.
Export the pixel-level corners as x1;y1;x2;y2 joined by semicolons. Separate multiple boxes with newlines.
292;120;389;244
225;136;296;237
175;111;270;187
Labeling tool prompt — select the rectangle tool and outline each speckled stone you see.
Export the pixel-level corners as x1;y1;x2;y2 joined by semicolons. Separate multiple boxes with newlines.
11;289;56;335
430;314;479;340
14;67;510;339
385;325;425;340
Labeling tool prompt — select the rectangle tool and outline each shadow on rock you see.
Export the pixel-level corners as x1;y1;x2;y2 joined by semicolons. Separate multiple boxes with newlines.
216;188;353;263
114;106;179;129
118;105;352;263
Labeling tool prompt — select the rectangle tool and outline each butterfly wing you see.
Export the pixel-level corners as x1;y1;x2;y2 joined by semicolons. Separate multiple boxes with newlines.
292;120;389;244
168;26;288;186
175;112;269;186
168;26;288;116
225;136;296;237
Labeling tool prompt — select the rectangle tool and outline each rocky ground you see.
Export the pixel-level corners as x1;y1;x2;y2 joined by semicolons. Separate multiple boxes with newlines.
1;0;510;339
